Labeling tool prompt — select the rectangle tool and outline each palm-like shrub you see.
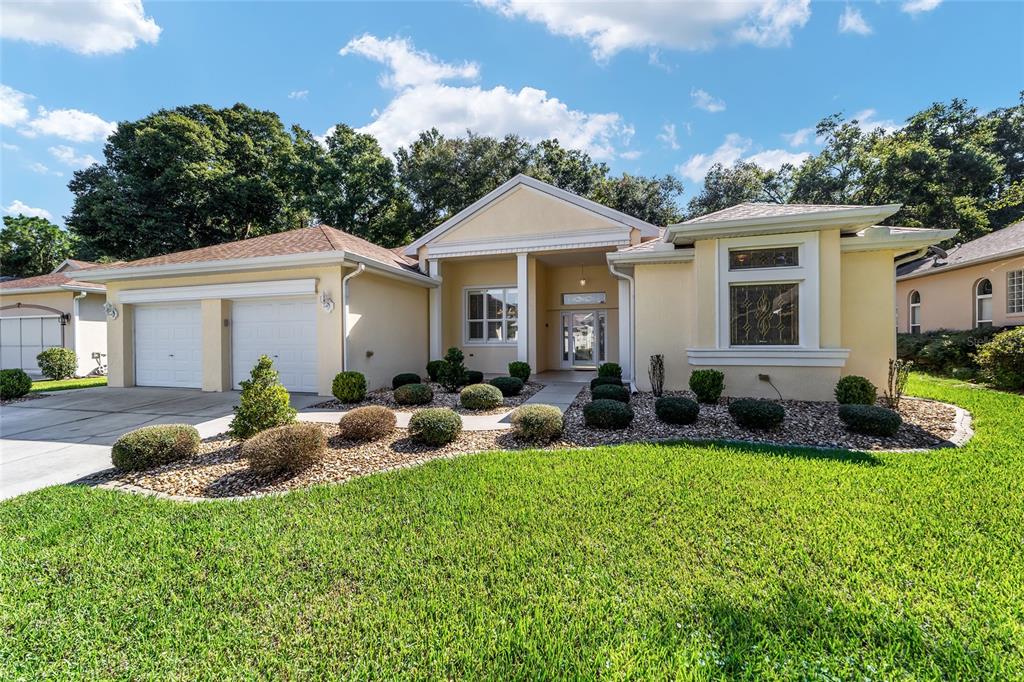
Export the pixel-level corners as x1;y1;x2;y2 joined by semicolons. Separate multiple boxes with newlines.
338;406;396;441
510;404;563;442
508;361;531;382
838;404;902;436
111;424;200;471
583;399;634;429
332;371;367;403
0;369;32;400
460;383;503;410
834;375;877;405
728;399;784;429
489;376;524;397
243;422;326;476
689;369;725;404
409;408;462;445
655;396;699;425
228;356;297;440
394;383;433;406
36;347;77;380
592;383;630;403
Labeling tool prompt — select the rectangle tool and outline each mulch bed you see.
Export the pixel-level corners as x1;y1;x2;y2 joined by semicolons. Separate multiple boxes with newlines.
0;393;45;406
311;381;543;415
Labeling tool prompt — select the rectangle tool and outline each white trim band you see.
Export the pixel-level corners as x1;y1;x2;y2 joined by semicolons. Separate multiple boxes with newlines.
686;347;851;367
118;279;317;303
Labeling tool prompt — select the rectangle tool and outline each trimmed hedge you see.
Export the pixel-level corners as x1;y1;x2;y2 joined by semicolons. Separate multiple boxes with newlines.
332;371;367;403
111;424;200;471
598;362;622;379
834;375;877;405
838;404;902;437
897;326;1006;373
489;376;524;397
394;383;433;406
510;404;563;442
409;407;462;445
976;327;1024;390
460;383;503;410
338;405;396;441
426;360;446;383
590;376;623;390
591;383;630;403
392;373;421;390
508;361;531;383
36;347;77;380
464;370;485;385
243;422;327;476
583;399;634;429
728;399;785;429
0;369;32;400
689;369;725;404
654;396;699;425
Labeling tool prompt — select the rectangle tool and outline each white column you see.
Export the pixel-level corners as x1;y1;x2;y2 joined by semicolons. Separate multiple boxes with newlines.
516;252;529;363
428;259;443;360
617;276;632;382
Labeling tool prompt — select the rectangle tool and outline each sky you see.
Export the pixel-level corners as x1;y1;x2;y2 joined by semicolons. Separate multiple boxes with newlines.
1;0;1022;228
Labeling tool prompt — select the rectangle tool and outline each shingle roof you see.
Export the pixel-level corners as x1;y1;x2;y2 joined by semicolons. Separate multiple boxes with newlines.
616;229;666;252
897;221;1024;278
683;202;884;225
0;271;105;292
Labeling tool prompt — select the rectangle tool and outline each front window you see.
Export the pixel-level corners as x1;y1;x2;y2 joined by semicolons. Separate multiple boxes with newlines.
729;246;798;270
466;287;517;343
975;279;993;328
729;283;799;345
909;290;921;334
1009;270;1023;314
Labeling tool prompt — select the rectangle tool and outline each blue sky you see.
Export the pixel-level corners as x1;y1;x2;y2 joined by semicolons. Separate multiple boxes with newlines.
1;0;1022;227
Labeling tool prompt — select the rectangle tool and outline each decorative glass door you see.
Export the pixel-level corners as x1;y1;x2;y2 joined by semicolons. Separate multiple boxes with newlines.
561;310;607;368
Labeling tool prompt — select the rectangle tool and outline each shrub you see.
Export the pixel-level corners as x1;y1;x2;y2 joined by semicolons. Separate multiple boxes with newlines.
583;399;634;429
338;405;396;441
229;356;297;440
510;404;563;442
834;375;877;405
590;376;623;390
508;361;531;383
975;327;1024;390
592;383;630;403
898;327;1005;373
464;370;484;385
649;354;665;397
438;347;467;392
655;396;699;425
392;373;421;390
242;422;326;476
884;358;913;410
111;424;200;471
409;407;462;445
950;367;978;381
689;369;725;404
332;371;367;403
729;399;784;429
426;360;445;383
598;362;622;379
0;369;32;400
490;376;524;397
394;383;434;406
36;347;77;380
838;404;902;437
460;383;503;410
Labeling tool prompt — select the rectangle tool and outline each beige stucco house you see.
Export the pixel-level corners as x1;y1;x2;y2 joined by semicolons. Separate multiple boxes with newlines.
75;174;954;400
896;221;1024;333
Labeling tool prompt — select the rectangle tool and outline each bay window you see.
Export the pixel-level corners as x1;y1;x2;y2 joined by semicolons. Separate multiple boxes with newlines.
466;287;517;343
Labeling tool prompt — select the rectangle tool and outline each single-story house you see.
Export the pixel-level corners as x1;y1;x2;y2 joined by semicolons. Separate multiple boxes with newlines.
74;174;954;400
896;220;1024;333
0;259;108;377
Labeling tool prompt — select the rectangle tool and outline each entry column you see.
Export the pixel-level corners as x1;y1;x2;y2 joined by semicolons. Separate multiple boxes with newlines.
428;259;443;360
516;252;529;363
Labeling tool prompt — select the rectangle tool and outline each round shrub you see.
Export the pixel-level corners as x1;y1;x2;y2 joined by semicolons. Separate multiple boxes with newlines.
243;422;326;476
583;399;634;429
392;372;421;390
0;368;32;400
338;405;396;441
394;382;434;406
409;407;462;445
464;370;485;385
838;404;902;437
332;371;367;403
111;424;200;471
598;362;622;379
460;383;503;410
508;361;531;382
36;347;78;380
728;399;785;429
426;360;446;383
975;327;1024;390
655;396;699;425
510;404;563;442
590;376;623;390
689;369;725;404
834;375;877;405
592;383;630;403
490;376;524;397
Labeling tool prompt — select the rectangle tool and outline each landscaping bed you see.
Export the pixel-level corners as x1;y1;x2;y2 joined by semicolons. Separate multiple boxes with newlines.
311;380;544;414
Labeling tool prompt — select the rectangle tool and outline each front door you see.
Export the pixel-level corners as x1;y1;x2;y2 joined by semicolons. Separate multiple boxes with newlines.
561;310;607;368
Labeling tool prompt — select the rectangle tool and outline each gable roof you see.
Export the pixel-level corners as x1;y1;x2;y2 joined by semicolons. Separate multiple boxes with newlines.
897;221;1024;279
681;202;883;225
0;270;106;294
53;258;99;273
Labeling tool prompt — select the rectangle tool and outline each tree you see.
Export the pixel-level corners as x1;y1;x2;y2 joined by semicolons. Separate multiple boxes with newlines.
686;162;792;219
593;173;684;225
0;215;77;278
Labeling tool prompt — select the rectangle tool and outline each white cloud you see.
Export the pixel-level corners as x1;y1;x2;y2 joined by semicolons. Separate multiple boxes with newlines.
477;0;810;61
28;161;62;176
3;200;52;219
2;142;19;151
901;0;942;14
0;0;161;54
657;123;680;150
49;145;98;167
782;126;814;147
288;90;309;100
691;88;726;113
619;150;642;160
852;108;900;134
746;147;810;169
0;84;31;127
838;5;872;35
676;133;808;183
340;34;479;89
21;107;116;142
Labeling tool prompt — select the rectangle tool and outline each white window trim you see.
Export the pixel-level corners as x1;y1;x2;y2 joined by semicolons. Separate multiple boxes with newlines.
1008;270;1024;316
975;279;993;328
909;290;922;334
463;285;519;346
118;279;316;304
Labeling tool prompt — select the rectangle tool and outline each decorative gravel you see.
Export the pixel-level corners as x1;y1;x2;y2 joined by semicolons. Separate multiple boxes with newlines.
311;381;543;415
0;393;44;406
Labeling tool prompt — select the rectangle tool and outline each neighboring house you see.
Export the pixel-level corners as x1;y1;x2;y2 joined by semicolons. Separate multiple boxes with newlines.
896;221;1024;333
0;260;108;376
75;175;953;400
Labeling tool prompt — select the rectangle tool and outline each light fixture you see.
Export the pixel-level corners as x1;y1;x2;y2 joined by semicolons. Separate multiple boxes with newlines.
579;263;587;287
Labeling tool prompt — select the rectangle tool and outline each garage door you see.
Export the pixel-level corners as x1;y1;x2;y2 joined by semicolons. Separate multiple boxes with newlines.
134;302;202;388
232;297;318;393
0;316;63;375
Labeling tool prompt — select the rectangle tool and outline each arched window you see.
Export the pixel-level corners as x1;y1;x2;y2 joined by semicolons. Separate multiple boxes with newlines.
909;290;921;334
975;279;993;328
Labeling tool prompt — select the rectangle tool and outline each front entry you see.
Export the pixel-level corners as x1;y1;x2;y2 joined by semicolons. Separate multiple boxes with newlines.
560;310;607;369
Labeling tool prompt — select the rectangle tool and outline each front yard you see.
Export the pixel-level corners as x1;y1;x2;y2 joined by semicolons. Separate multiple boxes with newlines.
30;376;107;393
1;374;1021;678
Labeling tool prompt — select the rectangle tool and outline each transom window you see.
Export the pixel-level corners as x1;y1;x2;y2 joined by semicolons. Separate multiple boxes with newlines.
729;283;800;345
909;290;921;334
975;279;993;328
1009;270;1023;314
466;287;518;343
729;246;798;270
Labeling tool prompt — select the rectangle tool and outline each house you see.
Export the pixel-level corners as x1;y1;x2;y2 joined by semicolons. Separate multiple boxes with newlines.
0;260;108;376
896;221;1024;333
74;175;955;400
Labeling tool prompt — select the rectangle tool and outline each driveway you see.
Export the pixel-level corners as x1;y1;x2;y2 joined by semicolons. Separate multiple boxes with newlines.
1;387;322;500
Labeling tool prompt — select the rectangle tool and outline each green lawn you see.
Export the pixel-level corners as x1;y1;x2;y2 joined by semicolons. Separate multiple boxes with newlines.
1;374;1021;679
30;376;107;392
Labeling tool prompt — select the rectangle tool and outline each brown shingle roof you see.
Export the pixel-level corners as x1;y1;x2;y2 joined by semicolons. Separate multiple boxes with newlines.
897;221;1024;278
0;271;105;292
683;202;877;225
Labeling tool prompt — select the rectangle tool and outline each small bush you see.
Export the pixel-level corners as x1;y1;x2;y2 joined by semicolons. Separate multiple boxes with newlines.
583;399;634;429
510;404;563;442
508;361;531;382
655;396;699;425
243;422;326;476
728;399;785;429
590;376;623;390
460;383;503;410
689;369;725;404
426;360;445;383
592;383;630;403
392;373;421;390
834;375;877;405
394;382;434;406
976;327;1024;390
36;347;77;380
884;358;913;410
0;369;32;400
838;404;902;437
490;376;524;397
464;370;484;385
229;356;297;440
898;326;1005;373
438;347;467;392
950;367;978;381
598;362;622;379
111;424;200;471
409;407;462;445
338;405;396;441
332;371;367;403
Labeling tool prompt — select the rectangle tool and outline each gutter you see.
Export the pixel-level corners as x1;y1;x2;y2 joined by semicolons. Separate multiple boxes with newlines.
341;263;366;371
607;261;636;390
896;245;1024;281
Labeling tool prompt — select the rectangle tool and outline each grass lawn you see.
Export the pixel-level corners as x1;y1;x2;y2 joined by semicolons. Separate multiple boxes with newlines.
1;373;1021;679
30;376;107;392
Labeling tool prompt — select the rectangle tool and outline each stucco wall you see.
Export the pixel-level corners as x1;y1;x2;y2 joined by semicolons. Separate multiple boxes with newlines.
633;262;695;392
537;260;619;372
75;292;108;375
840;250;898;388
441;256;518;373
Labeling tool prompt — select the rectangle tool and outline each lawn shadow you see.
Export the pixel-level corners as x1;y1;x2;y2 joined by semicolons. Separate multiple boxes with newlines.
642;437;883;466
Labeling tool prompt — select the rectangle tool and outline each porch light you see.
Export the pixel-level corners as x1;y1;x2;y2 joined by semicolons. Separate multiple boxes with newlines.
579;264;587;287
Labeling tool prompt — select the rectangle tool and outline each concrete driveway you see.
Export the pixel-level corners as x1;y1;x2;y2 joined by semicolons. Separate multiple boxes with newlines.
1;387;322;500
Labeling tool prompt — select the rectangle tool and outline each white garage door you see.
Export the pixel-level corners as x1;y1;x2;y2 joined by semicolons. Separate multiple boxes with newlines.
232;297;318;393
134;302;202;388
0;316;63;375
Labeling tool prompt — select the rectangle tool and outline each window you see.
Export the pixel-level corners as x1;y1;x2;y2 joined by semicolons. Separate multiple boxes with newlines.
466;287;517;343
975;279;993;328
1009;270;1024;314
909;290;921;334
729;246;798;270
729;283;799;345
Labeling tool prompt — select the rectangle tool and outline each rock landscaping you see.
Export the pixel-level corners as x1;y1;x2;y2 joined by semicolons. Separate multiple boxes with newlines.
312;380;544;414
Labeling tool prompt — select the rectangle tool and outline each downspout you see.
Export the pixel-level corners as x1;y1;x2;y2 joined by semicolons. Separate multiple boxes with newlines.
73;291;87;376
607;262;636;390
341;263;366;371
